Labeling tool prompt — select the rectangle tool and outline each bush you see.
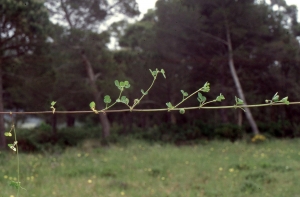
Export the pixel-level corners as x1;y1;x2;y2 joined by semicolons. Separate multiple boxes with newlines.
248;120;293;138
127;121;220;144
16;123;101;152
214;124;243;142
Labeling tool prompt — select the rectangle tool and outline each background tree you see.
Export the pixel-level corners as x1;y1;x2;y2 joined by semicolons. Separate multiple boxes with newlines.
115;0;300;136
0;0;51;148
44;0;140;140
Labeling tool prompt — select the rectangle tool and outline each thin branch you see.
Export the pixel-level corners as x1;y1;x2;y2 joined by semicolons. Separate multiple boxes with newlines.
1;101;298;115
60;0;74;29
199;31;229;46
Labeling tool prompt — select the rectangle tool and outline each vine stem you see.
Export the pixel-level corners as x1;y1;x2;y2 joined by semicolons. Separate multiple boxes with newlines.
15;127;20;197
0;101;298;114
104;89;124;110
131;75;158;110
174;88;203;108
199;100;217;108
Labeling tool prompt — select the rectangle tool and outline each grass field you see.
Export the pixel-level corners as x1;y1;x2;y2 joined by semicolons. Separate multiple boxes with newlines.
1;139;300;197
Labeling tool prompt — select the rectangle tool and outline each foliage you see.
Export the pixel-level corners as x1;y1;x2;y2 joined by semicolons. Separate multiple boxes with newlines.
0;0;52;148
251;134;266;143
15;125;101;153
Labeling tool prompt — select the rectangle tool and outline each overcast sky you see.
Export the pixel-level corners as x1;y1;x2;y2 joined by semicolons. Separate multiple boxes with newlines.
286;0;300;9
136;0;157;17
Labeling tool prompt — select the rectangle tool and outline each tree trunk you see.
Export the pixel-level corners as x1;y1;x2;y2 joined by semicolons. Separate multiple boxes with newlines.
170;113;177;124
122;112;129;134
52;113;57;136
81;51;110;139
0;64;5;149
220;109;228;123
225;21;260;135
51;113;58;143
66;114;75;127
60;3;110;139
237;110;242;127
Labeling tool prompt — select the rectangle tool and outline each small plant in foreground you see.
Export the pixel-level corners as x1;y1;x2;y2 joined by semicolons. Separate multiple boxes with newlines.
4;123;26;196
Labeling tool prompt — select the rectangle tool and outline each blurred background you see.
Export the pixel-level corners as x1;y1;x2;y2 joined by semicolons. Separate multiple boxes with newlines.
1;0;300;148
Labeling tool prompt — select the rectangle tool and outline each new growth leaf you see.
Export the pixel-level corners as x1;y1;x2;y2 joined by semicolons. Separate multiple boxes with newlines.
50;101;56;114
216;94;225;102
89;101;98;114
235;96;244;105
265;92;289;105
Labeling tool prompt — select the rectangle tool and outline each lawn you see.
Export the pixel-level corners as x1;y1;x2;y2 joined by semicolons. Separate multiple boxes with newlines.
1;139;300;197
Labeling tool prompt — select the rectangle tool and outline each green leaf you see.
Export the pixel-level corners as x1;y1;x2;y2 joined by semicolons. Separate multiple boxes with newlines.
197;92;206;104
179;108;185;114
149;69;157;77
166;102;173;108
161;69;166;78
124;81;130;88
89;101;96;109
121;96;126;101
9;180;21;189
120;81;125;87
125;98;129;105
114;80;119;87
8;144;16;151
51;101;56;106
181;90;188;97
4;132;12;137
104;95;111;104
202;82;210;92
119;96;129;105
280;97;289;105
272;92;279;102
202;96;206;103
149;69;153;75
216;93;225;102
235;96;244;105
141;89;148;95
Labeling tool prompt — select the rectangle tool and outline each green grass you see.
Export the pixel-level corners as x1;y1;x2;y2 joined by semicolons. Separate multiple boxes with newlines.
1;139;300;197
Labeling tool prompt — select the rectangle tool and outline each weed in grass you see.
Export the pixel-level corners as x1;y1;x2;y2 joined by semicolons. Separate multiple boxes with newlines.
245;171;276;184
108;180;129;190
100;168;117;178
240;181;261;194
230;163;251;171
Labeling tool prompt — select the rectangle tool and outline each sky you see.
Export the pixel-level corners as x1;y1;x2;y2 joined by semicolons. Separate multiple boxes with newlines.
286;0;300;9
136;0;157;18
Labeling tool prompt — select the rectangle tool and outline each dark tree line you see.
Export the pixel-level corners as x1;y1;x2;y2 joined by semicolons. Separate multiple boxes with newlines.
1;0;300;148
